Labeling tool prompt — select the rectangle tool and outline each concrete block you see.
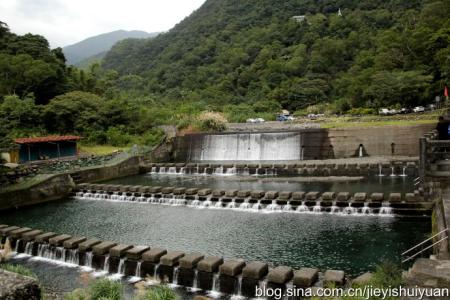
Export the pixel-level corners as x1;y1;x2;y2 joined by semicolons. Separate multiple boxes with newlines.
322;192;336;201
125;246;150;260
34;232;57;243
149;186;162;193
225;190;238;197
405;193;417;202
212;190;225;197
389;193;402;202
142;248;167;263
109;244;133;257
293;268;319;288
0;224;8;229
63;237;87;249
337;192;350;201
173;187;186;195
306;192;320;200
0;226;20;235
9;228;32;239
78;238;102;252
292;192;305;200
324;270;345;286
21;230;43;242
179;253;204;269
198;189;212;196
370;193;384;202
250;190;265;199
49;234;72;246
219;259;246;276
242;261;268;279
197;256;224;272
278;191;291;200
354;193;367;201
161;187;174;194
92;241;117;255
267;266;293;284
264;191;279;200
186;188;199;195
160;251;185;266
237;190;250;198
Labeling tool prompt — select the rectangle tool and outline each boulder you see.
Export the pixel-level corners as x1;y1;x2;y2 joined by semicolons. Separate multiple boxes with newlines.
324;270;345;286
352;272;372;286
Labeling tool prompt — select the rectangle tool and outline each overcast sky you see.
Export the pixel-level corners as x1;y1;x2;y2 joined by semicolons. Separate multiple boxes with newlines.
0;0;206;48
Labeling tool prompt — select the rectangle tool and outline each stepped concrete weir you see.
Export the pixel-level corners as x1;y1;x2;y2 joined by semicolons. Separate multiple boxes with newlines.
0;224;359;296
143;160;419;177
73;183;433;216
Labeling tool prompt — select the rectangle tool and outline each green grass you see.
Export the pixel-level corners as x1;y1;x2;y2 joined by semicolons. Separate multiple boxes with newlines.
0;174;54;192
78;145;129;156
0;264;37;278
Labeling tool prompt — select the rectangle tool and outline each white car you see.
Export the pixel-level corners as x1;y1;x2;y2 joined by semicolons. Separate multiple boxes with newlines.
413;106;425;113
254;118;265;123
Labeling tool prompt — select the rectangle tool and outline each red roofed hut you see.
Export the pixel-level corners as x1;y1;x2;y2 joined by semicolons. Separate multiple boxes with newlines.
15;136;80;163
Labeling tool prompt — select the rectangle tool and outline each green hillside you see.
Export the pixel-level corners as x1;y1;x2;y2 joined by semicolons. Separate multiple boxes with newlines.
103;0;450;112
63;30;159;65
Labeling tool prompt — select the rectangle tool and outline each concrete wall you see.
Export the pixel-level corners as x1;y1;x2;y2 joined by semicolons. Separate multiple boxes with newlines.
0;174;75;211
69;156;141;183
173;124;434;161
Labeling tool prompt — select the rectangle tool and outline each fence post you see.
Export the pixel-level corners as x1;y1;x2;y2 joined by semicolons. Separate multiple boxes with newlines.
419;137;427;181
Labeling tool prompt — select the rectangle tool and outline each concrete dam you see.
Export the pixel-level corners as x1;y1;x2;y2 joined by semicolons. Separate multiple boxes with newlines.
173;124;434;161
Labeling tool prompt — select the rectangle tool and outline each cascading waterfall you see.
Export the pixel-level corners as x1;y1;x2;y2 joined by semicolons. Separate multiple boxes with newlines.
24;241;34;255
14;239;21;252
296;201;309;212
390;167;396;177
190;132;302;161
75;191;396;216
378;164;384;177
103;255;110;272
343;203;357;215
172;266;180;286
85;252;93;268
118;258;126;275
135;261;142;277
379;202;393;215
330;201;340;214
209;273;221;295
312;201;322;213
361;203;372;215
401;166;407;177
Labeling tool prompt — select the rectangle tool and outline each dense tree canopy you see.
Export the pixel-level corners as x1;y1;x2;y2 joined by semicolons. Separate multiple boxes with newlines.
103;0;449;111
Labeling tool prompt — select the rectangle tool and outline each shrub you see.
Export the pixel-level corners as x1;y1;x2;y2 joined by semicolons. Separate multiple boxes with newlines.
138;128;165;146
347;107;375;115
106;126;133;146
89;278;123;300
371;260;402;288
196;111;227;132
134;285;177;300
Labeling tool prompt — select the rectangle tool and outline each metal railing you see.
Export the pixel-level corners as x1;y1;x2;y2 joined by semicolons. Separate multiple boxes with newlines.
419;130;450;180
401;228;449;265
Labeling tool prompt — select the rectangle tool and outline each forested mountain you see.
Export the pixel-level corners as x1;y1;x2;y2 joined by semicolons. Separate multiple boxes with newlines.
63;30;159;65
103;0;450;111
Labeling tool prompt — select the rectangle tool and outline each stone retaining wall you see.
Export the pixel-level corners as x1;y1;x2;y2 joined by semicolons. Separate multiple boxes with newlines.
1;224;351;297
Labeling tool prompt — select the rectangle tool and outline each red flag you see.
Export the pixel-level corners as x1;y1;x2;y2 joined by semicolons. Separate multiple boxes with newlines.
445;85;449;97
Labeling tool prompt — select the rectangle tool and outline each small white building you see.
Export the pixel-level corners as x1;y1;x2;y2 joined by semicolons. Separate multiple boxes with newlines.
292;15;306;23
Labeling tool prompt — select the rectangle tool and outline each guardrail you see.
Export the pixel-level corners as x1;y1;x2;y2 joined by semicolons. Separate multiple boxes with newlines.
401;228;449;266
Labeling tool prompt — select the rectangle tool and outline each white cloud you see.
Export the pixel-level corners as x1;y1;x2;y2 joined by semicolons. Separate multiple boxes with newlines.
0;0;206;47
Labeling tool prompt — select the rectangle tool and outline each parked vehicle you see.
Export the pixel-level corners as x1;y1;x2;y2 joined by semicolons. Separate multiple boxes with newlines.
399;108;411;114
276;115;288;121
378;108;390;115
413;106;425;113
255;118;265;123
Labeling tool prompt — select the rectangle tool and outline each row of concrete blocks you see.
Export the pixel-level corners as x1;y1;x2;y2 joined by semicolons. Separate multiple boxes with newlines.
147;162;417;169
0;224;352;296
77;183;423;203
